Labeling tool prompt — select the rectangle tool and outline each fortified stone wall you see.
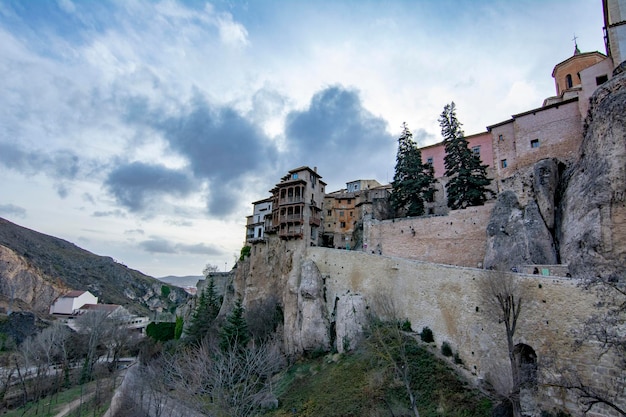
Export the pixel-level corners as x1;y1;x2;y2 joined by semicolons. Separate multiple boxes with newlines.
306;246;620;417
363;203;494;268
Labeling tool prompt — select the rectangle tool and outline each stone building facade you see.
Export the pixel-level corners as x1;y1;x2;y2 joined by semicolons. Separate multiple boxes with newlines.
265;166;326;246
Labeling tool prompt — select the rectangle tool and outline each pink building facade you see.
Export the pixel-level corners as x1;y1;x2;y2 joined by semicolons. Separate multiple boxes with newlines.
420;131;494;178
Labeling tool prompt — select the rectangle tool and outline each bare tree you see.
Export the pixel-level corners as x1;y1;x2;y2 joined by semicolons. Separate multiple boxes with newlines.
551;274;626;416
75;310;111;383
366;293;420;417
163;337;284;417
481;270;524;417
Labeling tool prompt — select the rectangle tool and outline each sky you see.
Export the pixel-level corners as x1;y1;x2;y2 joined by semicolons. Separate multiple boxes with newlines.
0;0;607;277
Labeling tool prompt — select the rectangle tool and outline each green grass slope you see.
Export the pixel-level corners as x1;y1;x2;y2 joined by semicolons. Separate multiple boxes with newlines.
268;340;492;417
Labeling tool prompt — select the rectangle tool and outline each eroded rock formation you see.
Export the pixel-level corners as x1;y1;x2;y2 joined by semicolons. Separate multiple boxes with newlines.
484;191;557;270
558;71;626;279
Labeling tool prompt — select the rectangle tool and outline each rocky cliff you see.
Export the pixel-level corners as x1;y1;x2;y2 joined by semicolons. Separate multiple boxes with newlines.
484;72;626;277
558;71;626;279
0;217;190;316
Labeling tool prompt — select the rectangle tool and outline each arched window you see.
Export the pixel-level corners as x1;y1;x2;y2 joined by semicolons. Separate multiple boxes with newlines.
565;74;573;89
514;344;538;390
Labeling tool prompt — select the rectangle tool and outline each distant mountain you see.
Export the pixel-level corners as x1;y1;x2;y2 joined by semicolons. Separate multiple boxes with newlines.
0;217;190;316
157;275;203;288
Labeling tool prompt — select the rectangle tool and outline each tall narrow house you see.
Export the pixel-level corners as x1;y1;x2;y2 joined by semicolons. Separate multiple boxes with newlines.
266;166;326;246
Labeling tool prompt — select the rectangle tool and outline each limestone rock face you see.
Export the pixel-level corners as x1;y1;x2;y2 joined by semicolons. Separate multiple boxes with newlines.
296;260;330;352
335;293;367;353
0;245;66;314
533;158;560;230
558;71;626;278
484;191;557;270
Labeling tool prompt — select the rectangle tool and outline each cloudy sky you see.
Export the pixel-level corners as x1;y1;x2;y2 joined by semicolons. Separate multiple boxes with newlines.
0;0;606;277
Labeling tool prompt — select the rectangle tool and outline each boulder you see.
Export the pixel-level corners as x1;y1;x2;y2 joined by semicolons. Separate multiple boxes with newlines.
335;293;367;353
484;191;557;270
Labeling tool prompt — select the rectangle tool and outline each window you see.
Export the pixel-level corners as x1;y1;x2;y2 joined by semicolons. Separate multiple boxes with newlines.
596;75;608;85
426;157;434;165
531;139;540;148
472;146;481;157
340;222;346;228
498;134;503;142
292;173;298;179
566;74;573;89
327;210;332;216
339;211;344;217
501;159;508;168
349;211;353;217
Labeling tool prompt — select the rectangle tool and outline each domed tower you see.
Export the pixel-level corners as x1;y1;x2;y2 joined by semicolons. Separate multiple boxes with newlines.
551;45;606;97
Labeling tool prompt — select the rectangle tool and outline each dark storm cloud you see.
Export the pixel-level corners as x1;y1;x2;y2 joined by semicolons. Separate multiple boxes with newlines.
0;142;83;180
139;238;223;256
284;86;394;189
123;93;280;217
104;161;196;212
0;204;26;218
139;238;176;254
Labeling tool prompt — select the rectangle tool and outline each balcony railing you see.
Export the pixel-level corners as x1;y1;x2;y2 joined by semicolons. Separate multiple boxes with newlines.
279;230;303;239
309;216;321;226
279;214;303;223
279;197;305;205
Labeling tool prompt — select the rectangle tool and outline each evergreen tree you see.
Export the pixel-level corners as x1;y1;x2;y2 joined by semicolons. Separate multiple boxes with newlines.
439;102;492;209
219;299;250;352
186;277;221;344
390;122;436;217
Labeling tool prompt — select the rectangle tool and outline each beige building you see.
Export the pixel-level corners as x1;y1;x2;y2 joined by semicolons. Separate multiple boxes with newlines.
322;180;389;249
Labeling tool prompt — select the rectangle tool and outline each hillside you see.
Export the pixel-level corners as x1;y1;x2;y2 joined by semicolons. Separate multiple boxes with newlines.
0;217;189;316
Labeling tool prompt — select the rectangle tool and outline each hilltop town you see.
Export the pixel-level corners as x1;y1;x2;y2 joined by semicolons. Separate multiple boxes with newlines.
229;2;626;416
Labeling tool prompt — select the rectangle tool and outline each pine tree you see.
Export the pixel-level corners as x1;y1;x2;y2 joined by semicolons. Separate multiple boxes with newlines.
219;299;250;352
185;277;221;344
439;102;492;209
390;122;436;217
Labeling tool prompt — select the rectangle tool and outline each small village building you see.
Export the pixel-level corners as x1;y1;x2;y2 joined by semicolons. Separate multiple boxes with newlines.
245;197;273;244
49;290;98;315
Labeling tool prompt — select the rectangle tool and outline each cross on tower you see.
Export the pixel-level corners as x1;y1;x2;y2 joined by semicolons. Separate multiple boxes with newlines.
572;34;580;55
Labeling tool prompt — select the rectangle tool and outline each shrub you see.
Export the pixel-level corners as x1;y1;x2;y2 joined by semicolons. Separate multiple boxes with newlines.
240;245;251;261
401;319;412;331
161;285;171;298
420;326;434;343
146;322;176;342
441;341;453;357
454;351;464;364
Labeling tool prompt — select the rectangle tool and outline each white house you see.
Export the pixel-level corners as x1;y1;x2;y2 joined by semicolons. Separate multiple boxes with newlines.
49;290;98;315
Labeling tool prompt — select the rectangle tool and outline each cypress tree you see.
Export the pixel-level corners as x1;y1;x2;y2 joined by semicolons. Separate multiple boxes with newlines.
390;122;436;217
185;277;221;344
219;299;250;352
439;102;492;209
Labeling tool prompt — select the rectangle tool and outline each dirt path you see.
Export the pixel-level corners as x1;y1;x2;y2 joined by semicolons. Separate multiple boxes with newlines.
52;391;95;417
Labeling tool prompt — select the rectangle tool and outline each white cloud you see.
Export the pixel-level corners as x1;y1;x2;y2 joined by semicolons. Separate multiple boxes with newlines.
0;0;607;276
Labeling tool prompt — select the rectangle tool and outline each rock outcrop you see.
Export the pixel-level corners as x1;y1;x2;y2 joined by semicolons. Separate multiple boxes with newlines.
558;71;626;279
334;293;367;353
484;190;557;270
0;217;189;316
